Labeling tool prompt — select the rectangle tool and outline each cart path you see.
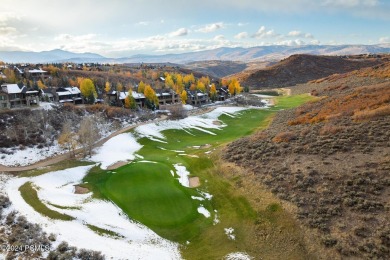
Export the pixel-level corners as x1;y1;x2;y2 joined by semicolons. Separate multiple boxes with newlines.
0;115;167;172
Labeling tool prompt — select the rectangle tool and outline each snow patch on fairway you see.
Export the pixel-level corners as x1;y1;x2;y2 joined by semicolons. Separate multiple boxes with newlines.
90;133;142;169
213;210;220;225
191;196;204;201
197;206;211;218
134;107;248;141
173;164;190;187
225;252;253;260
224;227;236;240
200;107;247;120
138;160;158;164
199;191;213;200
158;147;185;153
4;165;181;260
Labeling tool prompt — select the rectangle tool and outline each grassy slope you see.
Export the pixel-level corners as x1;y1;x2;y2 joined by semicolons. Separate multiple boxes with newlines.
19;182;74;221
83;95;317;258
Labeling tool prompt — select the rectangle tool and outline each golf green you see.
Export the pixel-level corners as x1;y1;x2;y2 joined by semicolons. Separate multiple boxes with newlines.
104;162;198;227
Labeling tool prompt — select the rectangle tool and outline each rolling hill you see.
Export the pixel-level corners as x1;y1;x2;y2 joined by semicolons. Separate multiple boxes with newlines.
224;62;390;259
237;54;389;89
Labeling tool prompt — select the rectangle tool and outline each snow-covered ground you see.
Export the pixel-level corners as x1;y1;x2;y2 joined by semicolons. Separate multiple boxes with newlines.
225;252;253;260
3;165;181;260
1;106;256;259
89;133;143;169
134;106;247;141
173;163;190;187
197;206;211;218
0;143;66;167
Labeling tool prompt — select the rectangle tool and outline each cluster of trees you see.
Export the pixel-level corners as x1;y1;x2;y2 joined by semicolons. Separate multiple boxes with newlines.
1;62;246;111
162;72;243;102
58;116;100;158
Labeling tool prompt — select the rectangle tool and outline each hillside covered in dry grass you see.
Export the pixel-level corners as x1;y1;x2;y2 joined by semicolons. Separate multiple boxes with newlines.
238;54;389;89
224;62;390;259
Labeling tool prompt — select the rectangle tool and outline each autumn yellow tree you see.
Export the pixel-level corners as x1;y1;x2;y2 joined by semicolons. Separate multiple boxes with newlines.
209;83;217;101
80;78;97;104
175;74;184;94
221;78;229;87
37;80;47;89
144;85;159;109
125;90;137;109
228;78;241;96
190;83;196;91
165;74;174;89
199;76;210;88
183;73;195;87
180;90;188;104
138;81;146;93
196;81;206;92
116;82;123;92
77;77;84;87
3;69;16;83
104;81;111;93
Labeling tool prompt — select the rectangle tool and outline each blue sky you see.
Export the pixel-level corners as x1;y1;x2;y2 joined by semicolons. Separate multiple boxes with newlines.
0;0;389;57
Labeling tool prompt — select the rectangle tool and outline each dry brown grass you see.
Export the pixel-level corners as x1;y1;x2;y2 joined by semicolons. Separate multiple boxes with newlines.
272;131;297;143
289;83;390;125
352;104;390;121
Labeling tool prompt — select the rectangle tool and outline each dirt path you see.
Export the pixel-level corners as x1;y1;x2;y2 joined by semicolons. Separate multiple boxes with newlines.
0;103;256;173
0;115;167;172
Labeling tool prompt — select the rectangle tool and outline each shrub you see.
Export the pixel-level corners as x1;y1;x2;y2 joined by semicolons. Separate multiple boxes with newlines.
319;124;345;136
272;131;297;143
353;105;390;121
168;104;187;120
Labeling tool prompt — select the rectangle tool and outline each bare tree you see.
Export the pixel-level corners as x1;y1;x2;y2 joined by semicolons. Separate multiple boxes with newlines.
58;120;78;158
78;116;100;158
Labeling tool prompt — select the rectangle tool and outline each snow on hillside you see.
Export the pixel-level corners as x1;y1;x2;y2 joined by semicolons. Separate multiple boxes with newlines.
0;143;66;167
4;165;181;260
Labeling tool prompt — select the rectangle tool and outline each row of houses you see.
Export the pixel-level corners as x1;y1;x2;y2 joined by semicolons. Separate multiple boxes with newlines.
0;84;40;109
0;82;230;110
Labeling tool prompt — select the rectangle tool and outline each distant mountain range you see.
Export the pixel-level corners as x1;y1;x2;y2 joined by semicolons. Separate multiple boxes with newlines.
0;49;105;64
1;44;389;64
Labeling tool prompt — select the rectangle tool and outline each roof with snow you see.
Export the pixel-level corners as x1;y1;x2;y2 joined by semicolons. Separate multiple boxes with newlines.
132;91;145;99
65;87;81;95
28;69;47;74
1;84;25;94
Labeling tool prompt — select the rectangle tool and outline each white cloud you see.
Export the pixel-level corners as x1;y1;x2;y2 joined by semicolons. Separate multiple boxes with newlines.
54;33;97;42
169;28;188;37
305;33;314;39
251;26;278;39
234;32;248;39
288;30;303;37
379;36;390;43
310;39;320;45
237;22;249;27
213;35;225;40
287;31;314;39
275;39;306;46
196;22;224;33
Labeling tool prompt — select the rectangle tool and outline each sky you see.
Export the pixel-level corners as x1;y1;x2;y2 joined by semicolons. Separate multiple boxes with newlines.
0;0;389;58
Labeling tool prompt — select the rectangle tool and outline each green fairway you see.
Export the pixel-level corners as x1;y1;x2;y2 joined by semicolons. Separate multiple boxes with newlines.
105;163;198;227
83;95;316;244
274;93;315;109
